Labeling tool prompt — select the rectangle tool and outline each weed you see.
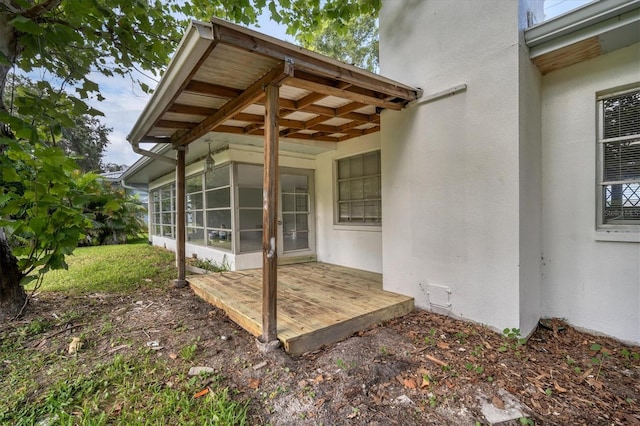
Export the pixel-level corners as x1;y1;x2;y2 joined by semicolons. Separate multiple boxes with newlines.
498;328;527;353
455;331;469;344
180;339;199;361
471;345;484;358
428;393;437;408
545;388;553;397
420;328;437;346
519;417;535;425
620;348;640;367
22;318;53;336
464;362;484;374
336;358;355;370
191;256;231;272
590;343;610;381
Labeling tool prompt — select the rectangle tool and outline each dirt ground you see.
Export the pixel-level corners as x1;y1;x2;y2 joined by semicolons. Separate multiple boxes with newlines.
9;284;640;425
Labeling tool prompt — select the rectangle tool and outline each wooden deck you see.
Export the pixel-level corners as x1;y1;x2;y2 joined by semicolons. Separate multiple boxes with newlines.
189;262;414;356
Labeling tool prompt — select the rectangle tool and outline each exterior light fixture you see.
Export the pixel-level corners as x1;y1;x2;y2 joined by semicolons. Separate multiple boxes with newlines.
205;142;215;175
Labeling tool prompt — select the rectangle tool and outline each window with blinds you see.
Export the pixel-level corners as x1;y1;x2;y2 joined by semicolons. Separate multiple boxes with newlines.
336;150;382;224
598;88;640;226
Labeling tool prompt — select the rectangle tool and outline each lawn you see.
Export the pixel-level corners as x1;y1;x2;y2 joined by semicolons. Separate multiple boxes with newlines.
31;243;178;294
1;244;249;425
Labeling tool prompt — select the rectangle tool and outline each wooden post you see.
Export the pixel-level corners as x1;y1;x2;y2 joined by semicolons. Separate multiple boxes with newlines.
174;145;187;287
262;84;279;343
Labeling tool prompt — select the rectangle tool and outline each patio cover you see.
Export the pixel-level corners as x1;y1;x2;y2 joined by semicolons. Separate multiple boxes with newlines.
127;17;421;344
128;18;421;147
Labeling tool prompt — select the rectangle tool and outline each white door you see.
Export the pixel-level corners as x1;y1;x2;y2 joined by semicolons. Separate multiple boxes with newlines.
278;169;315;258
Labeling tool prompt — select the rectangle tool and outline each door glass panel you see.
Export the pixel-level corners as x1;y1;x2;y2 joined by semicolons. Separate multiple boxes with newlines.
282;194;295;212
281;173;310;252
296;213;308;231
284;231;308;251
282;213;296;232
295;195;308;212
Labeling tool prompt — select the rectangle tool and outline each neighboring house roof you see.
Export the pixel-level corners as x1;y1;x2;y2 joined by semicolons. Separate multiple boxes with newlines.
100;169;127;182
525;0;640;74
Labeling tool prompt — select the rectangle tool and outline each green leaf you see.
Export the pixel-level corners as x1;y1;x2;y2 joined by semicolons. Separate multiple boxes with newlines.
2;167;21;182
10;16;45;35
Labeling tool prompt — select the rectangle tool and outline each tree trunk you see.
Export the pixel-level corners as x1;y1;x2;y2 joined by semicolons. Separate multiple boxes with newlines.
0;230;26;320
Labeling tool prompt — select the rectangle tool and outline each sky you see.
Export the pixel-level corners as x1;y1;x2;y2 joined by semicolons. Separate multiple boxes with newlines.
98;0;592;167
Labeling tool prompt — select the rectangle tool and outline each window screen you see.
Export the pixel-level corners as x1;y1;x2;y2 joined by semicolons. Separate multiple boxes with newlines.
336;151;381;224
599;89;640;226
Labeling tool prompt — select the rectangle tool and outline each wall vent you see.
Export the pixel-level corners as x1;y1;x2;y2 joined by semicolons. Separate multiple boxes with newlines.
427;283;452;310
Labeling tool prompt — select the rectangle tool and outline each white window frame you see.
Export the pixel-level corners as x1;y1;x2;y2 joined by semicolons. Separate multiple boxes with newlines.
334;150;382;226
151;183;176;238
596;86;640;234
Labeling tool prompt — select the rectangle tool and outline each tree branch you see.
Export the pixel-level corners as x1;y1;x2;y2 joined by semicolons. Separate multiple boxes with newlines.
22;0;61;19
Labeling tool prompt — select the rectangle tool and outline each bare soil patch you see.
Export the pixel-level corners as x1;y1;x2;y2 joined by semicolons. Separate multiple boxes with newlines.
6;285;639;425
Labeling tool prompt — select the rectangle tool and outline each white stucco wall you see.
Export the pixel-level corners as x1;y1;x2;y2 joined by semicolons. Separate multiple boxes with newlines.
380;0;544;334
541;43;640;344
314;133;383;273
518;2;543;336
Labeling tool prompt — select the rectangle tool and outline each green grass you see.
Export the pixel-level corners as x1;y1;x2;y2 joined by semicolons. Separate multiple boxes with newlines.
0;347;248;425
3;243;249;425
30;244;177;294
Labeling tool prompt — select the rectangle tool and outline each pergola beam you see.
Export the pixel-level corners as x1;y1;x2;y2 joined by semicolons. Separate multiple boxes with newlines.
287;76;403;110
174;62;294;147
184;80;243;98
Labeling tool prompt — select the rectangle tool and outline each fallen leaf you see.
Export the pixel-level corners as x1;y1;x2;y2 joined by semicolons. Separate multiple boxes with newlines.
492;396;505;410
417;367;430;376
420;377;430;388
110;402;122;415
347;411;358;419
586;378;603;390
68;337;83;354
314;374;324;383
436;341;450;350
193;388;209;398
554;382;567;393
315;398;325;408
248;378;260;390
169;353;178;359
403;378;417;389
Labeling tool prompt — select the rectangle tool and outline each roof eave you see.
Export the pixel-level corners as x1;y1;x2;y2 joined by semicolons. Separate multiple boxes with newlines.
127;20;215;145
525;0;640;57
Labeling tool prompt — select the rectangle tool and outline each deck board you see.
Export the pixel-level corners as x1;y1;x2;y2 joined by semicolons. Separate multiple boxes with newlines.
189;262;414;355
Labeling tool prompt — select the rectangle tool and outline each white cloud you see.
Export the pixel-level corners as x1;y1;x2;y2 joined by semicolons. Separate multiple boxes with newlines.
86;72;156;166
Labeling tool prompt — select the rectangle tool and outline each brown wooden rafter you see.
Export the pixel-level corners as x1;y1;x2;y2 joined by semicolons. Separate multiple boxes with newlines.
174;61;294;146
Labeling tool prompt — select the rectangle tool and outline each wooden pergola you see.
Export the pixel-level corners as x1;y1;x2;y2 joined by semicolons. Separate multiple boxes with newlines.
127;18;421;344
